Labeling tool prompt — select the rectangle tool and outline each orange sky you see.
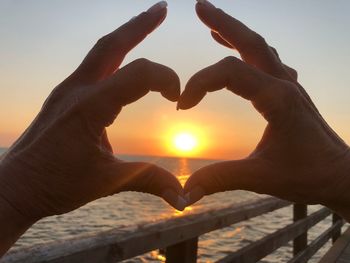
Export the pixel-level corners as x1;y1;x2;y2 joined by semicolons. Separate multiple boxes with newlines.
1;1;350;160
106;92;267;159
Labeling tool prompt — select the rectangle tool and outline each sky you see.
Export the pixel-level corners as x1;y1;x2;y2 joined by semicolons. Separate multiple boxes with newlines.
0;0;349;159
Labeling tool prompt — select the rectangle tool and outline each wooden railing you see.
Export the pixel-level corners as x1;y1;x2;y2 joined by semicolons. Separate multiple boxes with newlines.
1;197;344;263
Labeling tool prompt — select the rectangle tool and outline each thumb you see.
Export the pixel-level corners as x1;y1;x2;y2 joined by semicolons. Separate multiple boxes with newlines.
184;158;271;205
108;161;187;211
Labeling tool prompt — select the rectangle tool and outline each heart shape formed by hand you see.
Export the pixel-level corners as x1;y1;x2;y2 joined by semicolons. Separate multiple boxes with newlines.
2;0;348;224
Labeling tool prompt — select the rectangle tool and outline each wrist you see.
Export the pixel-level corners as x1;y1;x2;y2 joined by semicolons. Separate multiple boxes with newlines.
0;192;37;230
0;156;43;223
0;190;36;256
321;150;350;221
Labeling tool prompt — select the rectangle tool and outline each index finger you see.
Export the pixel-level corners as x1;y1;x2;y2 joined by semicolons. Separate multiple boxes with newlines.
68;1;168;84
195;1;284;77
177;56;298;126
81;58;181;129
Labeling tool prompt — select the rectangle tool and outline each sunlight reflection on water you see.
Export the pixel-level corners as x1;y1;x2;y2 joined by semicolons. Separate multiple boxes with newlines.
9;154;338;263
177;158;191;186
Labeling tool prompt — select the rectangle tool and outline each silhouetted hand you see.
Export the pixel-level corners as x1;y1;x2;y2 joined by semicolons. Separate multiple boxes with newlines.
179;0;350;220
0;1;186;226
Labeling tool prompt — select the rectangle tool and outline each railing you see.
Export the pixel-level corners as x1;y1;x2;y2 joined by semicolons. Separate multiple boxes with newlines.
1;197;344;263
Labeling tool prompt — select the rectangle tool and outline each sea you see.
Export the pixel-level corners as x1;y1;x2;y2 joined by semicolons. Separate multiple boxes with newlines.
0;148;340;262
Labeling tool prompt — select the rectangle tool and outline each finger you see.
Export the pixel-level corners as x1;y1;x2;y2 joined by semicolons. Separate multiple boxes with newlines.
111;162;186;211
178;57;264;110
196;1;320;112
212;31;298;82
68;1;168;84
195;1;285;77
269;46;282;63
211;30;299;83
284;64;298;81
212;31;284;68
177;56;296;124
83;58;180;128
211;31;233;49
212;29;279;65
269;46;298;81
184;159;271;205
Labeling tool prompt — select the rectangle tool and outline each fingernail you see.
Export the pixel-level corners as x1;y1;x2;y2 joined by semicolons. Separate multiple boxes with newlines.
185;186;205;205
177;99;185;110
177;99;190;110
196;0;215;8
162;188;187;211
176;196;187;211
147;1;168;14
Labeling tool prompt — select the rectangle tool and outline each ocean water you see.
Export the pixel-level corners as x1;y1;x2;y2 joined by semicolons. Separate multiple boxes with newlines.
0;148;339;262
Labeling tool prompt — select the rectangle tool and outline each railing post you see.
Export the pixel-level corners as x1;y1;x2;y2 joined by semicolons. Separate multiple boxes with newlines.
332;213;342;243
293;204;308;256
165;237;198;263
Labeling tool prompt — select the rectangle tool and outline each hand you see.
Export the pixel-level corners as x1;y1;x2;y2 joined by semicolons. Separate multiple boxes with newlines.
0;1;186;226
179;0;350;220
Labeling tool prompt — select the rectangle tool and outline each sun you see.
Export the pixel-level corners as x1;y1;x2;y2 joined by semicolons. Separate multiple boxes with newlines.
163;123;207;157
174;133;197;152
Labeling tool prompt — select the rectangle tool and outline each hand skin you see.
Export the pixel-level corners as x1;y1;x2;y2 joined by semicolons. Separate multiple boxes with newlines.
0;1;187;257
179;0;350;221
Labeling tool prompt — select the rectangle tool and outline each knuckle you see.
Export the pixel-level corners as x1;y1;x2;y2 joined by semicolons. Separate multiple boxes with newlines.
216;8;225;14
95;32;125;52
280;81;300;99
269;46;279;56
288;67;298;80
258;80;301;123
129;58;153;83
251;33;268;48
270;80;300;106
132;58;152;75
138;11;148;19
220;56;243;75
45;85;67;106
242;33;269;56
222;56;240;66
133;58;152;68
95;34;112;48
276;81;302;112
270;46;281;62
222;56;238;63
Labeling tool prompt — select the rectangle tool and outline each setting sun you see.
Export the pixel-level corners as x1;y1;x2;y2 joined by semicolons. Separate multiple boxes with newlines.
162;123;208;157
174;133;197;152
